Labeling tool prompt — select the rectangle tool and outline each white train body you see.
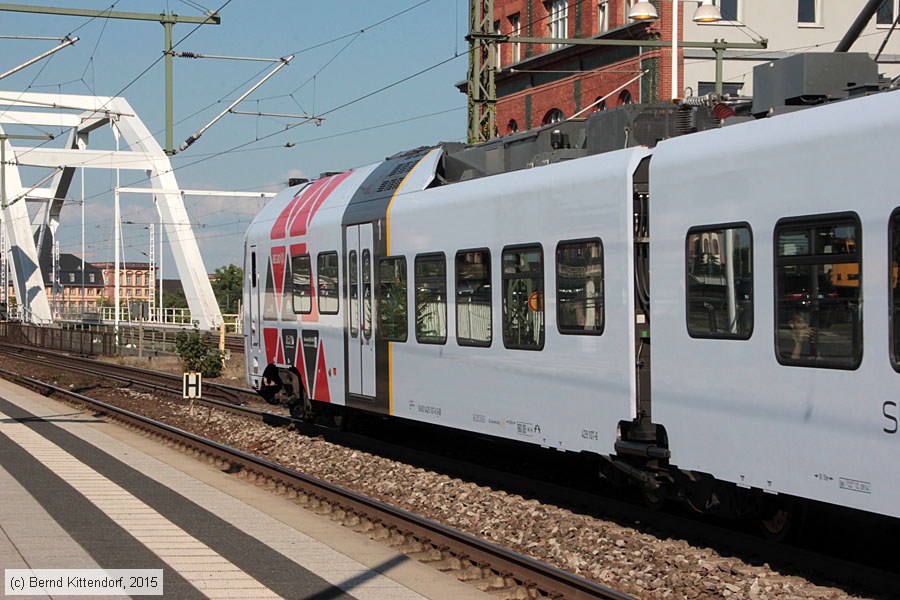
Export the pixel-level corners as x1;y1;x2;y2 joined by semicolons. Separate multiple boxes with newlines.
244;68;900;522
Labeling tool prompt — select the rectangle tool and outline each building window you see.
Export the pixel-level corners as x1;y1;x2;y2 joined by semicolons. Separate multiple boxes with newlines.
598;1;609;33
415;254;447;344
89;273;95;283
456;250;492;346
291;254;312;314
775;214;861;369
687;225;753;339
509;14;522;63
715;0;739;21
126;289;132;297
502;245;544;350
543;108;565;124
797;0;818;25
545;0;568;50
877;0;895;25
593;97;607;111
379;257;407;342
126;274;132;285
68;273;75;283
619;89;633;105
557;239;604;334
698;82;744;96
493;20;501;69
507;119;519;134
136;289;142;296
317;252;339;314
135;274;142;286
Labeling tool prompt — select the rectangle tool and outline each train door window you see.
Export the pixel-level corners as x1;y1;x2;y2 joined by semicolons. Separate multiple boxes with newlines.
317;252;339;315
263;260;278;320
502;245;544;350
775;214;861;369
379;257;407;341
349;250;359;336
415;254;447;344
686;224;753;339
890;209;900;371
557;239;604;334
291;254;312;314
456;249;492;346
362;249;372;339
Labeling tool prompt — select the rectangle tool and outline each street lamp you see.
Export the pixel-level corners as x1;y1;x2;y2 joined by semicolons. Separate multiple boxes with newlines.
629;0;723;99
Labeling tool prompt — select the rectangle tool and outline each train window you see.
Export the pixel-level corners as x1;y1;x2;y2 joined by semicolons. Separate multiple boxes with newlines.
379;257;407;342
349;250;359;337
502;245;544;350
686;225;753;339
775;214;861;369
263;260;278;320
415;254;447;344
456;249;492;346
557;239;604;334
317;252;339;315
890;209;900;371
363;250;372;339
291;254;312;314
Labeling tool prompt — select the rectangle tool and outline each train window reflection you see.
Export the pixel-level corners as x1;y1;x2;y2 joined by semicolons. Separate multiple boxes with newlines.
890;209;900;371
557;239;604;334
415;254;447;344
775;214;861;369
502;245;544;350
363;250;372;339
317;252;339;315
379;257;407;342
263;260;278;320
291;254;311;314
349;250;359;337
686;225;752;339
456;249;492;346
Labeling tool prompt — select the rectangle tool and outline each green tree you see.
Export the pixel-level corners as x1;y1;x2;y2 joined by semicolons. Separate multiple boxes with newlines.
174;327;224;377
163;288;188;309
211;264;243;313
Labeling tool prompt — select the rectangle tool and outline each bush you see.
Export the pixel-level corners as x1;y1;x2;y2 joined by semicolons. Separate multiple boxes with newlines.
174;327;224;378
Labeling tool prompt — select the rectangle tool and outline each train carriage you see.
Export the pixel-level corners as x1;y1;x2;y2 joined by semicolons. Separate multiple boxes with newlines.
650;87;900;521
244;50;900;531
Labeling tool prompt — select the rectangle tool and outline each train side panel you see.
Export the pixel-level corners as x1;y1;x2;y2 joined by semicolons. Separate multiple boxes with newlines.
244;166;379;405
651;89;900;518
386;148;649;454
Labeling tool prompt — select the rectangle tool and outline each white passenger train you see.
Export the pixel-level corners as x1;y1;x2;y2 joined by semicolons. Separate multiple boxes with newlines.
244;52;900;534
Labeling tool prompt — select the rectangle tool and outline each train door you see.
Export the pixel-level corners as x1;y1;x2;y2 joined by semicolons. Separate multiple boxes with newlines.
249;245;260;347
346;224;376;398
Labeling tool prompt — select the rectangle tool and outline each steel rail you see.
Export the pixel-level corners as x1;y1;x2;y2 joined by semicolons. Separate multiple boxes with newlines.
0;367;634;600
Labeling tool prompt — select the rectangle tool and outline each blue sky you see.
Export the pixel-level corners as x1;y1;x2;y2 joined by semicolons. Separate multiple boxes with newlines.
1;0;469;272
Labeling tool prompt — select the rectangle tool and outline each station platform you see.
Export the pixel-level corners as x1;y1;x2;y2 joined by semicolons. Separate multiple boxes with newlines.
0;377;490;599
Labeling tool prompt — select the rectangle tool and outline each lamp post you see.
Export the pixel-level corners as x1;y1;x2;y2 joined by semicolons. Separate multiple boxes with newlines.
629;0;723;99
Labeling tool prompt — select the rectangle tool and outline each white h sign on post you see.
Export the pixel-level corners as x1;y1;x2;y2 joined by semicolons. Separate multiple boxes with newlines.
183;372;202;399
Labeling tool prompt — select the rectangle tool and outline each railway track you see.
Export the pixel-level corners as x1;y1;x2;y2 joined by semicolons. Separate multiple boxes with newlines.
1;344;896;598
0;356;634;600
0;342;254;405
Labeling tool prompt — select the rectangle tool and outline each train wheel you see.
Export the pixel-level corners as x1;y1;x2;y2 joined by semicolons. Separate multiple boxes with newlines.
641;489;666;511
759;498;804;542
289;393;313;422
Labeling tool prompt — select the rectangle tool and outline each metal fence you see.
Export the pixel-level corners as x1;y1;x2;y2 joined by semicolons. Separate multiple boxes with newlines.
0;322;117;356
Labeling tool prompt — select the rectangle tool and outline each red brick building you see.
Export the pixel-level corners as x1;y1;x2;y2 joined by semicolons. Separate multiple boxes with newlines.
491;0;680;133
